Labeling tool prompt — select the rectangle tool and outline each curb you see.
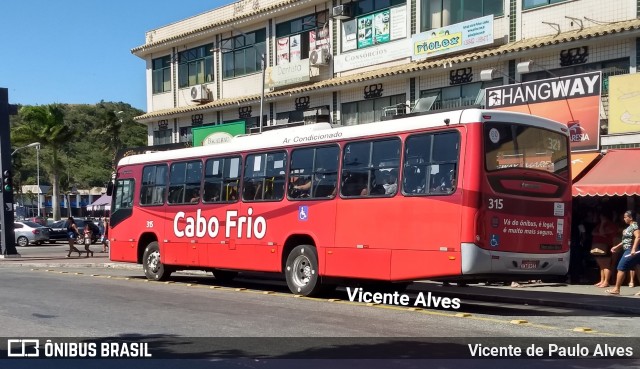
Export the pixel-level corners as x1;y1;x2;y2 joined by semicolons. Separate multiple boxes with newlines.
0;262;142;270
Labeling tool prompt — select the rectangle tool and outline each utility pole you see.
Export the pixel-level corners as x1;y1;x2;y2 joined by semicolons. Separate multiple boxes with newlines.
0;87;20;257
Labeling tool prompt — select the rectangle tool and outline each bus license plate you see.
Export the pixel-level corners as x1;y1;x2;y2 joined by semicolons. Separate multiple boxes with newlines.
520;260;539;269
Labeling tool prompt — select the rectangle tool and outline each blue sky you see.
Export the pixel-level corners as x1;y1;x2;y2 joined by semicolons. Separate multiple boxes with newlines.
0;0;227;112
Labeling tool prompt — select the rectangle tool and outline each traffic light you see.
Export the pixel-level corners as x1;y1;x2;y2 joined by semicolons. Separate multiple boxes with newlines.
3;170;12;192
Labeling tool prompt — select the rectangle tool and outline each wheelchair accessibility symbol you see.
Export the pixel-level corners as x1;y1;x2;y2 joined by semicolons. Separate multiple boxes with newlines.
298;206;309;221
490;234;499;247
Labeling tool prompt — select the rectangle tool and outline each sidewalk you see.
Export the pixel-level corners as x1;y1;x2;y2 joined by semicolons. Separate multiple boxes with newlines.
2;247;639;315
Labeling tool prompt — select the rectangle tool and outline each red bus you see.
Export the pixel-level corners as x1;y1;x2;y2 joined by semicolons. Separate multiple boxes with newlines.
108;109;571;296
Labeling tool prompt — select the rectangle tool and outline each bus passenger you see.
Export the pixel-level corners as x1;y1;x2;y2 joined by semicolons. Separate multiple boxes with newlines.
383;170;398;195
290;176;312;198
190;189;201;203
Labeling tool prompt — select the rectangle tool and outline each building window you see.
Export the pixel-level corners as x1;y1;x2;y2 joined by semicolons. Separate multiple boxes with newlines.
342;0;407;52
152;55;172;94
244;116;268;133
419;80;501;110
275;11;329;64
342;94;406;125
153;129;173;145
420;0;503;31
221;29;266;79
178;44;213;88
179;127;193;143
523;0;566;10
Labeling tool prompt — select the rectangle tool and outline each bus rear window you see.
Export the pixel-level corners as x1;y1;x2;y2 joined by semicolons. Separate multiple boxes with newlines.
484;122;569;178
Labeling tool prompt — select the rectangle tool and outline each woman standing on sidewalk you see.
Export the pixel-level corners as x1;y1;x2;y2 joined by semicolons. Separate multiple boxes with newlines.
592;211;618;288
606;210;640;295
65;217;82;257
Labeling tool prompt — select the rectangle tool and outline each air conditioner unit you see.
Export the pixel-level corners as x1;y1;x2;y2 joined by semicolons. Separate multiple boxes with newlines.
310;48;331;67
190;85;211;102
331;4;352;20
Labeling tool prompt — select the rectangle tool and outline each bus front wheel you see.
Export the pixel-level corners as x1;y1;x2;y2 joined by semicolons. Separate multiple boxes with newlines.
285;245;322;296
142;241;172;281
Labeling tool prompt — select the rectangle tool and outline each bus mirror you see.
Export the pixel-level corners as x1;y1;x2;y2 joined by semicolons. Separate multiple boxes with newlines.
106;181;114;196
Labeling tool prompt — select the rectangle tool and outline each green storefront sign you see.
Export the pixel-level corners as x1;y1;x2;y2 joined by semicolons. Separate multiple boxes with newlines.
192;120;246;147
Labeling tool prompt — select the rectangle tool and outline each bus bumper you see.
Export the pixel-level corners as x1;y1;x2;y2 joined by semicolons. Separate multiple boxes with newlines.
460;243;569;276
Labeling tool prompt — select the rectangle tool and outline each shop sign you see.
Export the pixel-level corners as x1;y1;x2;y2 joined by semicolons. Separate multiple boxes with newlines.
608;73;640;134
485;71;602;152
412;15;494;60
267;59;310;88
192;121;246;147
334;39;410;73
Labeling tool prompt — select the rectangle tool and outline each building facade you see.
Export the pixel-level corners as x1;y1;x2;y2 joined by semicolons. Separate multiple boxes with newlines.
132;0;640;152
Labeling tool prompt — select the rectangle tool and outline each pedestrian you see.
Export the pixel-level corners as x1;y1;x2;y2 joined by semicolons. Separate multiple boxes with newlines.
605;210;640;295
82;223;94;257
65;216;82;257
102;218;110;253
591;211;617;288
568;210;587;284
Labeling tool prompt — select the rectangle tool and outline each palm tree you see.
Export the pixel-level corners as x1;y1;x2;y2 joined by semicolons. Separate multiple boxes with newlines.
13;105;76;220
97;108;124;170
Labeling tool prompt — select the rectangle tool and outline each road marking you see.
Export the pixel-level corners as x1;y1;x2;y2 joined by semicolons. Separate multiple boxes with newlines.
573;327;593;332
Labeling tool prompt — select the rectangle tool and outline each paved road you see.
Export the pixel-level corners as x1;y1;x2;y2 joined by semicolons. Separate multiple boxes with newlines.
2;252;639;368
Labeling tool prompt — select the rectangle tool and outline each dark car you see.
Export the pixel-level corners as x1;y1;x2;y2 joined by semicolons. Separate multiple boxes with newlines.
49;219;101;244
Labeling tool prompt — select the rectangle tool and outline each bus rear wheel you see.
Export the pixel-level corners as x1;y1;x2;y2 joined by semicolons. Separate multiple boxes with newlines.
142;241;172;281
285;245;323;296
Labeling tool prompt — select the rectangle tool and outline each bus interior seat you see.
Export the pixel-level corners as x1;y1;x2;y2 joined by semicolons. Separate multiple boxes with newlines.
315;176;337;197
169;187;184;203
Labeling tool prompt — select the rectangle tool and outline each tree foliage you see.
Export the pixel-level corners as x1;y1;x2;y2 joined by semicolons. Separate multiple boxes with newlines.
10;102;146;219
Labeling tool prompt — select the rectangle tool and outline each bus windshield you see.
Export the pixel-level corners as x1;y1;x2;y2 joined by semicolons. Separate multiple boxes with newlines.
484;122;569;179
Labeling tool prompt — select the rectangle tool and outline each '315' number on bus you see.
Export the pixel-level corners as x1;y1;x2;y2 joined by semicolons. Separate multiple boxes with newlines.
488;198;503;210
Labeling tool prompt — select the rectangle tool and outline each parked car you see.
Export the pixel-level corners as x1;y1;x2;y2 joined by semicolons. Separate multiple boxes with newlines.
49;218;101;244
48;220;70;243
8;221;51;247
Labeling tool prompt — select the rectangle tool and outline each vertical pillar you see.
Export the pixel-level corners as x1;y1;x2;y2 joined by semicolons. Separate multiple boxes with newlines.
0;88;19;256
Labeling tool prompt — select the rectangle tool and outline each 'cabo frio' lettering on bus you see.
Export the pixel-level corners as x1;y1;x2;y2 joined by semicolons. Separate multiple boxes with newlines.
173;208;267;239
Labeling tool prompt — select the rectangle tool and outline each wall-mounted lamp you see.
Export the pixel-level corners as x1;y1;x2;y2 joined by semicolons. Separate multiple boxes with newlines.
516;60;558;78
480;68;517;83
480;68;498;82
516;60;534;75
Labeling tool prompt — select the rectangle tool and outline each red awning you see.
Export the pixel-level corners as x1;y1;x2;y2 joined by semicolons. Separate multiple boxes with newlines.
573;149;640;196
570;152;601;182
